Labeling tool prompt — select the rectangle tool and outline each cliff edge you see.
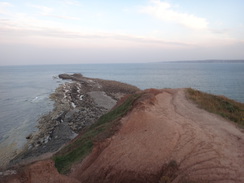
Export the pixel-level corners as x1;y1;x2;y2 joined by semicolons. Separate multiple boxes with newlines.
2;88;244;183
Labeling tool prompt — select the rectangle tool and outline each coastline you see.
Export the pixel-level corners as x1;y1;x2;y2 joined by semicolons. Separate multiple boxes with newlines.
7;73;140;168
0;73;243;182
2;87;243;182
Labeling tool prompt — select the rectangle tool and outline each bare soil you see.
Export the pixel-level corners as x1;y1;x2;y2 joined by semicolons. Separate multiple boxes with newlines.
70;88;244;183
2;88;244;183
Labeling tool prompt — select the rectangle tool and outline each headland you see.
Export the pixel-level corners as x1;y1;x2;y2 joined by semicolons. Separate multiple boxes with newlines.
1;74;244;183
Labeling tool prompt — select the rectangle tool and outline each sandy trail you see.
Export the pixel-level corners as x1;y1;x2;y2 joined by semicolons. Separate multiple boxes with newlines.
70;89;244;183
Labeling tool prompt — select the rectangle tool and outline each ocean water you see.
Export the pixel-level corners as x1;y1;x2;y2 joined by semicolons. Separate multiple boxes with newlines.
0;62;244;163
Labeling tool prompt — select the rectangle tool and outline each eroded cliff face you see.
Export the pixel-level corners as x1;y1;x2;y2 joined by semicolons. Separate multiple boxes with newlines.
69;89;244;183
2;88;244;183
1;160;79;183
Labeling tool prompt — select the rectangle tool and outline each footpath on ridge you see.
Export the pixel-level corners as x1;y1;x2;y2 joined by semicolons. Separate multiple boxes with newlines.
1;77;244;183
69;88;244;182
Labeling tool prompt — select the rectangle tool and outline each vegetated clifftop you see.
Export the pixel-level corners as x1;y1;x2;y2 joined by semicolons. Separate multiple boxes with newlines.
1;88;244;183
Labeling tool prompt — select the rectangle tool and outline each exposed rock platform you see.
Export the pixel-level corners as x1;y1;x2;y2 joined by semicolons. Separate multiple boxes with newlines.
2;81;244;183
8;74;139;167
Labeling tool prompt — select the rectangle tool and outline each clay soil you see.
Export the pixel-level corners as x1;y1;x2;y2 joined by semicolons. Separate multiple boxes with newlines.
70;88;244;183
2;89;244;183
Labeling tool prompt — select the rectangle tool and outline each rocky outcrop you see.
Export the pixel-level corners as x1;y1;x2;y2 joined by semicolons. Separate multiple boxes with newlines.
58;73;84;81
1;88;244;183
8;74;139;167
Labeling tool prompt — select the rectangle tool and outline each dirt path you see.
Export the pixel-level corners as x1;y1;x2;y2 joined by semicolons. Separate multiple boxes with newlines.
70;89;244;183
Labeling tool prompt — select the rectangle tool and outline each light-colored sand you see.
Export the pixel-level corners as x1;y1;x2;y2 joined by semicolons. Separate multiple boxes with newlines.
70;89;244;183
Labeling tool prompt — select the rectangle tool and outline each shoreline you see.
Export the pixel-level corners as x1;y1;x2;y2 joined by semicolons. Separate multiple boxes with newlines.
6;73;140;168
1;73;243;182
2;88;243;182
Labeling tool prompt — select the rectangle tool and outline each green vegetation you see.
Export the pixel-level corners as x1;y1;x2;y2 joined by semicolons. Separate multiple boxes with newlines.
54;93;141;174
159;160;179;183
186;88;244;127
159;160;197;183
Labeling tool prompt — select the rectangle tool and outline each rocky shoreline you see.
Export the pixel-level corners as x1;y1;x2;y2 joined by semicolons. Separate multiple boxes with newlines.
8;73;140;167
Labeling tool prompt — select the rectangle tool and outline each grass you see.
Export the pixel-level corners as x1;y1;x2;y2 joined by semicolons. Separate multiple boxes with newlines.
159;160;199;183
53;93;141;174
159;160;179;183
186;88;244;127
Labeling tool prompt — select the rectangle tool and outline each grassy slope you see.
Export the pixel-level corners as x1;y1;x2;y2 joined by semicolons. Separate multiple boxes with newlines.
186;88;244;127
54;94;141;174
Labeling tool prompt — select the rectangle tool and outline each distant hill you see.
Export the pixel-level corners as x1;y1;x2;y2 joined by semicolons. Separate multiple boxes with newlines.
158;59;244;63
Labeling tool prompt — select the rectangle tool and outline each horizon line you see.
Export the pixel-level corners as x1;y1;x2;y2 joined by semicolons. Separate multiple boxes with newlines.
1;59;244;67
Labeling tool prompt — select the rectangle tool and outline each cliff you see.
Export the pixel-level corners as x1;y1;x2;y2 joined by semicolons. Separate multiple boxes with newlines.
1;78;244;183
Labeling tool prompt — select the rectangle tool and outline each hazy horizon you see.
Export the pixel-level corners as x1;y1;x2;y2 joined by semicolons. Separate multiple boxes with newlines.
1;59;244;67
1;0;244;66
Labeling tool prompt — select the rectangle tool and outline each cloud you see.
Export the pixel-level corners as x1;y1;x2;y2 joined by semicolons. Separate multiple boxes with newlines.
210;28;230;34
29;4;53;15
109;34;191;47
0;2;12;8
28;4;79;20
62;0;81;6
140;0;208;30
0;2;12;14
47;14;80;20
0;16;189;48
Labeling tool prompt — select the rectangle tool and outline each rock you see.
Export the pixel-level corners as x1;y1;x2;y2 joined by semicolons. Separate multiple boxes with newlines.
26;134;33;140
28;144;33;150
44;136;49;144
59;73;85;82
58;74;73;80
54;112;67;122
8;73;139;168
64;109;79;123
0;169;17;176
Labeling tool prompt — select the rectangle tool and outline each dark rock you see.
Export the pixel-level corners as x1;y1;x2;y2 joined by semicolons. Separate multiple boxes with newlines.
58;74;73;80
8;73;139;168
55;112;67;122
26;134;33;140
58;73;85;83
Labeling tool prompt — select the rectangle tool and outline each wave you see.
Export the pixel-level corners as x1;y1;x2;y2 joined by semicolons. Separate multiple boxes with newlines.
30;94;49;103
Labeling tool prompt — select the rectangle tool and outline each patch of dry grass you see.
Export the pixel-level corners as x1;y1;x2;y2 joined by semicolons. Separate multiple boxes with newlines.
186;88;244;127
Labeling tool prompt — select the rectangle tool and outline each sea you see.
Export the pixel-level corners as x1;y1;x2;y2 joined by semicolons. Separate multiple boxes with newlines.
0;61;244;165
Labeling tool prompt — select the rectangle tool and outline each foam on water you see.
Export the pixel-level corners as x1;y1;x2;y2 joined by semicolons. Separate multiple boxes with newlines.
0;62;243;166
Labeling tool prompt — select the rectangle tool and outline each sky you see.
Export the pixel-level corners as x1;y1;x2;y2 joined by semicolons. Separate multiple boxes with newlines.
0;0;244;65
